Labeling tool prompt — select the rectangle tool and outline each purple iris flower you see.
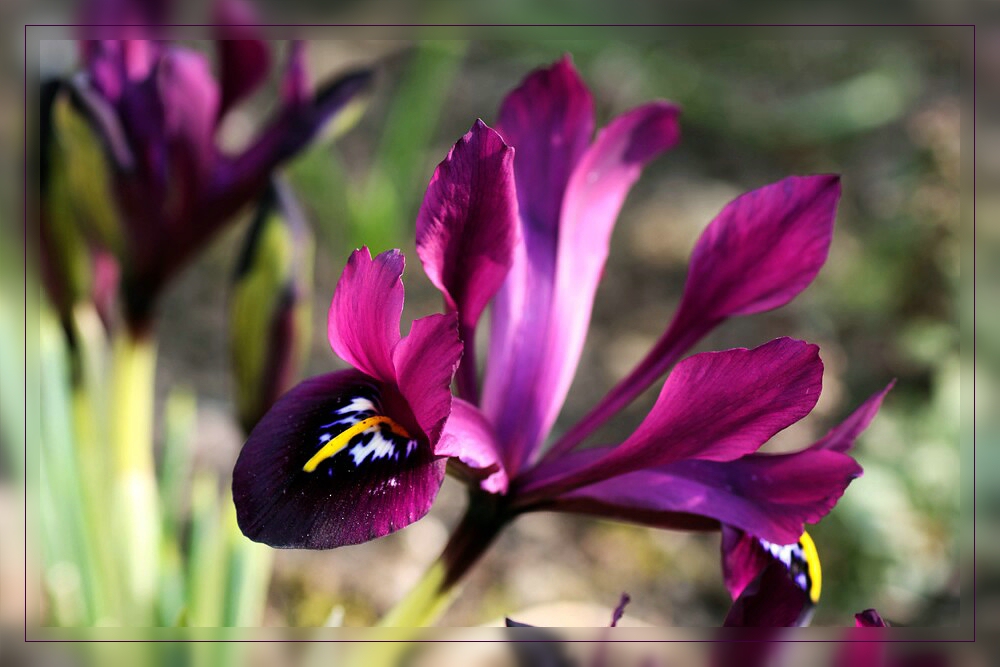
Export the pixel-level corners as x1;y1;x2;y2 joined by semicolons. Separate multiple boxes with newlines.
233;57;878;596
62;0;370;333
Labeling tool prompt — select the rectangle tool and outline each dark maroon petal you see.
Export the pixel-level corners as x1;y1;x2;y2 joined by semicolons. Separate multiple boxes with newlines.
233;370;446;549
327;248;404;383
416;120;519;335
855;609;888;627
723;560;813;627
212;0;271;118
547;447;861;545
721;526;775;601
392;312;462;445
811;382;894;453
436;399;509;494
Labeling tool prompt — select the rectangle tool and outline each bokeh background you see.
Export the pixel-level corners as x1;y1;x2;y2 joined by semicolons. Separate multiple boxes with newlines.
4;26;970;636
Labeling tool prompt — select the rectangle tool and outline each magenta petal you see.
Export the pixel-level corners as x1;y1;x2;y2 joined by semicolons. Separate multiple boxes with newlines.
416;120;519;333
531;102;681;449
553;176;841;456
521;338;824;498
618;338;822;465
482;57;595;471
436;399;509;494
392;312;462;445
327;248;404;383
811;382;894;453
233;370;446;548
213;0;272;118
552;446;860;545
216;68;372;208
495;55;594;237
677;174;840;324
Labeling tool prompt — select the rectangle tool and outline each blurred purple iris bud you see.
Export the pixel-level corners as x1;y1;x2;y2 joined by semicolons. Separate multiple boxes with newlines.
229;179;313;434
54;0;372;335
232;56;882;604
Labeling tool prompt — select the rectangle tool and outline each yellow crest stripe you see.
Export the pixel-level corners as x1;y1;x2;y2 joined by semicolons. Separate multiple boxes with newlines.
302;416;411;472
799;531;822;603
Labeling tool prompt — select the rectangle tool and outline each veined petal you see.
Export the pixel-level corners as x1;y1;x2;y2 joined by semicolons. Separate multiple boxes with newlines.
618;338;822;466
549;176;840;457
675;175;840;324
482;56;594;472
416;120;519;333
810;382;894;453
436;399;509;494
547;447;861;545
392;312;462;445
327;248;404;383
213;0;272;118
233;370;446;549
519;338;824;498
722;528;821;627
494;55;594;237
532;101;680;455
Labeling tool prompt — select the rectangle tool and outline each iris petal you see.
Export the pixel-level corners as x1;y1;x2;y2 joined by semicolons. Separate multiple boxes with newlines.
416;119;519;334
546;447;861;545
521;338;823;498
233;370;446;549
212;0;271;118
327;247;405;383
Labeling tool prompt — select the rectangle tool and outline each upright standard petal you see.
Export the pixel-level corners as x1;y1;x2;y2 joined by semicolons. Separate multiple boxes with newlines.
550;175;840;457
494;55;594;236
416;120;519;335
233;370;446;548
327;248;404;383
532;102;681;455
482;57;594;472
212;0;271;118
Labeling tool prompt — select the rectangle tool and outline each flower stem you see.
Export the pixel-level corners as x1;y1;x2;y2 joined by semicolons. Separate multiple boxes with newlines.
110;330;162;625
379;490;508;627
